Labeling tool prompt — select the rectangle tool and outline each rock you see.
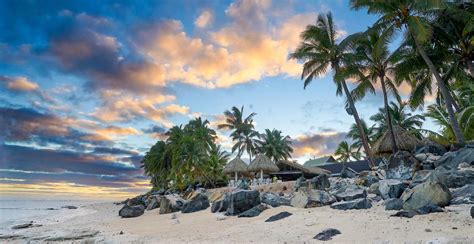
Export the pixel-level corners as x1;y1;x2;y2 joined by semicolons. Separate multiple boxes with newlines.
43;230;99;241
211;197;228;213
119;204;145;218
471;206;473;218
261;192;291;207
356;172;379;187
293;176;306;192
126;195;147;207
434;146;474;168
340;166;356;178
415;141;447;156
330;198;372;210
384;198;403;210
61;205;78;209
208;191;224;203
150;189;165;195
401;181;451;210
428;164;474;188
333;184;367;201
391;210;418;218
265;211;292;222
237;204;268;218
311;174;331;190
236;180;250;190
386;151;419;180
378;179;408;200
368;183;380;195
159;195;185;214
146;196;161;210
391;205;443;218
313;228;341;241
226;189;260;216
450;184;474;204
11;222;41;229
415;153;428;161
181;193;210;213
290;187;336;208
412;170;432;184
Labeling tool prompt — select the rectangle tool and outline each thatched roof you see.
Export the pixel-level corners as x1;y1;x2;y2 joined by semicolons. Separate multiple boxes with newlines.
277;160;330;175
372;125;422;155
223;157;248;174
248;154;279;172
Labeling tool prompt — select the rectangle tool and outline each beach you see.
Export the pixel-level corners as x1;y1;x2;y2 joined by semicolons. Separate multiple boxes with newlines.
1;200;472;243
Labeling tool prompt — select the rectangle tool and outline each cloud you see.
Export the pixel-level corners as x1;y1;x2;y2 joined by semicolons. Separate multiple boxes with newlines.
195;10;213;28
1;76;39;91
142;125;167;140
292;131;347;158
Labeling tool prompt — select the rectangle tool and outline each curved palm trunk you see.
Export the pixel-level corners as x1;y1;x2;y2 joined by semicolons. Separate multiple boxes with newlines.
380;75;399;153
340;79;376;168
410;31;465;145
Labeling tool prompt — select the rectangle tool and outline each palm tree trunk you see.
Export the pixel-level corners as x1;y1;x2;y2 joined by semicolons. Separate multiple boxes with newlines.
467;61;474;78
410;32;465;145
380;75;399;153
340;79;376;168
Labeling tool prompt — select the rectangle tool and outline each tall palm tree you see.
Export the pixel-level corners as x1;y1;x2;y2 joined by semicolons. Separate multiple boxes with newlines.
256;129;293;162
233;127;260;163
290;12;376;167
218;106;257;158
334;141;362;162
351;0;466;145
349;28;402;153
346;119;375;151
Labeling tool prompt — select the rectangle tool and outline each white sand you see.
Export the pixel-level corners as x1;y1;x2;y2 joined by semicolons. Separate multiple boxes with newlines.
1;200;473;243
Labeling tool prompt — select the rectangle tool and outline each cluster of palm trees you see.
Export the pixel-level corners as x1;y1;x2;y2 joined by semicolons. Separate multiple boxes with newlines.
291;1;473;165
218;106;294;163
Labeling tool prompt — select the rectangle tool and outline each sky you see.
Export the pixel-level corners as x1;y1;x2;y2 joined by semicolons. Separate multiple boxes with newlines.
0;0;436;199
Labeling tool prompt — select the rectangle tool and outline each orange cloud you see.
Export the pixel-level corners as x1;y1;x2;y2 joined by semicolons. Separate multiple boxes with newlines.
1;76;39;91
195;10;213;28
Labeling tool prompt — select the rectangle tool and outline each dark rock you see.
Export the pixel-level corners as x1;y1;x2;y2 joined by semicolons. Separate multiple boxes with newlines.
368;182;380;195
450;184;474;204
146;196;161;211
211;197;228;213
412;170;432;185
290;187;336;208
61;205;78;209
415;140;447;156
330;198;372;210
378;179;408;200
340;166;356;178
181;193;210;213
261;192;291;207
293;176;306;192
433;147;474;168
237;204;268;218
357;173;379;187
391;210;418;218
311;174;331;190
428;164;474;188
159;195;185;214
471;206;473;218
333;184;367;201
11;222;41;230
313;228;341;241
265;211;292;222
384;198;403;210
226;189;260;216
386;151;419;180
401;181;451;210
119;205;145;218
391;205;443;218
127;195;147;207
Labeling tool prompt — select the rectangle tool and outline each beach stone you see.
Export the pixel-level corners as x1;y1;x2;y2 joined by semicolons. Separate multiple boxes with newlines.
11;222;41;230
415;141;447;156
237;204;268;218
119;204;145;218
384;198;403;210
310;174;331;190
146;196;161;210
333;184;367;201
386;151;418;180
127;194;147;207
265;211;292;222
450;184;474;204
415;153;428;161
368;182;380;195
61;205;78;209
293;176;306;192
211;197;228;213
226;189;260;216
391;205;443;218
412;170;432;185
290;187;336;208
378;179;408;200
314;228;341;241
401;181;451;210
159;195;185;214
433;146;474;168
391;210;418;218
330;198;372;210
356;172;379;187
340;166;356;178
428;164;474;188
261;192;291;207
181;193;210;213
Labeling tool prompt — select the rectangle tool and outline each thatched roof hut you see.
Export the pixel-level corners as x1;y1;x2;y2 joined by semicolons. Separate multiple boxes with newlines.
248;154;279;179
372;125;422;156
223;157;248;180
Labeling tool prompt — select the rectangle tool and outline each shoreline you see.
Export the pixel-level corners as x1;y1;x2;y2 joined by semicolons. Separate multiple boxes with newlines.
1;201;472;243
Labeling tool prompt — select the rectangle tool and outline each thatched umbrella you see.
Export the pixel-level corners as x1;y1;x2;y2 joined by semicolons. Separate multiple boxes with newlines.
248;154;280;180
223;157;248;181
372;125;422;156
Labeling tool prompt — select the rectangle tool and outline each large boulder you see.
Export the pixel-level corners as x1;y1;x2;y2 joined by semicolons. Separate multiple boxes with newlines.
333;184;367;201
181;193;210;213
356;172;379;187
119;204;145;218
384;198;403;210
226;189;260;216
415;140;447;156
293;176;306;192
159;195;185;214
378;179;408;200
340;166;356;178
261;192;291;207
368;182;381;195
146;196;161;211
433;146;474;168
401;181;451;210
290;187;336;208
237;204;268;218
412;170;432;185
450;184;474;205
311;174;331;190
428;164;474;188
330;198;372;210
211;197;228;213
386;151;419;180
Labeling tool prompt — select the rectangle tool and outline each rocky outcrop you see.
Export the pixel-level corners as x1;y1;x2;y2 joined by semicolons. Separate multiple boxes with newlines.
332;184;367;201
261;192;291;207
378;179;408;200
384;198;403;210
386;151;419;180
330;198;372;210
146;196;161;211
290;187;336;208
159;195;185;214
181;193;210;213
401;181;451;210
237;204;268;218
433;146;474;168
211;197;228;213
428;164;474;188
226;189;260;216
450;184;474;204
356;172;379;187
119;204;145;218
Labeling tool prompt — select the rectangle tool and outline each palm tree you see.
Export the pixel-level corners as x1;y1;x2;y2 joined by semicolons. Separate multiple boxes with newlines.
233;127;260;163
218;106;256;157
256;129;293;162
351;0;466;145
346;119;375;151
334;141;362;162
200;145;229;188
290;12;376;167
349;28;402;153
141;140;171;189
